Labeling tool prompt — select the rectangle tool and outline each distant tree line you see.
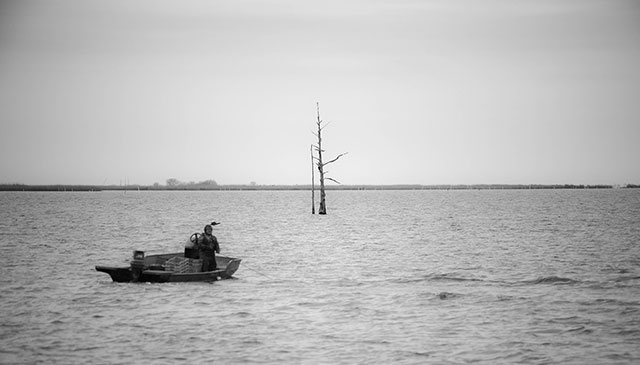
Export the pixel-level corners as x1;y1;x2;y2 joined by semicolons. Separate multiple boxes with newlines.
2;183;639;192
164;178;218;188
0;184;102;192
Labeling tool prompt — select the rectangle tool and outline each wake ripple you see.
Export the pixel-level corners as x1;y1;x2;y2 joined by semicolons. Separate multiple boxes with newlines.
428;273;485;282
392;273;487;284
394;273;585;287
525;276;580;285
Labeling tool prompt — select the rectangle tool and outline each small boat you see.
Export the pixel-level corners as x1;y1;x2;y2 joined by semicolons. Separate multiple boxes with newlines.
96;250;241;283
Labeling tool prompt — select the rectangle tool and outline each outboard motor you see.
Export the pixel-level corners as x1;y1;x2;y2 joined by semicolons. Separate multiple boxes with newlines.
130;250;145;282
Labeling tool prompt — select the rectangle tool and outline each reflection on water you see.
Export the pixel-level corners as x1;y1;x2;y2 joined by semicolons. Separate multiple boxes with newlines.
1;189;639;364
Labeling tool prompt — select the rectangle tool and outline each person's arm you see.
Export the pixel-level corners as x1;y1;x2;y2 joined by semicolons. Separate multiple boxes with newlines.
214;237;220;253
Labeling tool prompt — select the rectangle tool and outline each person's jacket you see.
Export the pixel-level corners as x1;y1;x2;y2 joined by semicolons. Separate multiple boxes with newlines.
197;234;219;256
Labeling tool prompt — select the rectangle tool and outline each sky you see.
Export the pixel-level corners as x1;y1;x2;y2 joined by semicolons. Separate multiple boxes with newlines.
1;0;639;186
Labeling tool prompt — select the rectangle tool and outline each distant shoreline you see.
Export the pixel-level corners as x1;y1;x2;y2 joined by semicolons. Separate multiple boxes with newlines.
1;183;636;192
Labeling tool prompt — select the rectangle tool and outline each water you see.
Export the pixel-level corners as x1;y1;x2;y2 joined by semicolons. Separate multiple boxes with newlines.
1;189;639;364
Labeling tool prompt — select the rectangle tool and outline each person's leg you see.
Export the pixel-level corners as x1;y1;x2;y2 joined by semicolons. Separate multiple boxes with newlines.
201;255;214;271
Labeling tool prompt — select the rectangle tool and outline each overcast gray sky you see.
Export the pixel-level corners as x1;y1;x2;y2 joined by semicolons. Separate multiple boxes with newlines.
1;0;639;186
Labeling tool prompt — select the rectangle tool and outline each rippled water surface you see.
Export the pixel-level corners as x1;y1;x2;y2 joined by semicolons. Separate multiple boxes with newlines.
1;189;639;364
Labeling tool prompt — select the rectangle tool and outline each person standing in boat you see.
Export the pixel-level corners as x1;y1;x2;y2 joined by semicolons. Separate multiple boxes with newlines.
197;224;220;271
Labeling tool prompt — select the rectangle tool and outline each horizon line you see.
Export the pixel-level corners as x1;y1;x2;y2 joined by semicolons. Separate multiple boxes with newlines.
0;182;637;192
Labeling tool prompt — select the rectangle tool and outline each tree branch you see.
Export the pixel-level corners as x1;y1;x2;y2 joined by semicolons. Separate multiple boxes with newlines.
322;152;348;166
325;177;341;184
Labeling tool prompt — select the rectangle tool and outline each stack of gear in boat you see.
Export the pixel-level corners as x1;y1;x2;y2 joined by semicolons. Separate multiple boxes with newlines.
164;256;202;273
140;253;203;274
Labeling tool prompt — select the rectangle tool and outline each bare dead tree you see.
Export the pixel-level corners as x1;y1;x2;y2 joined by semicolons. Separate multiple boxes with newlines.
311;102;347;214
